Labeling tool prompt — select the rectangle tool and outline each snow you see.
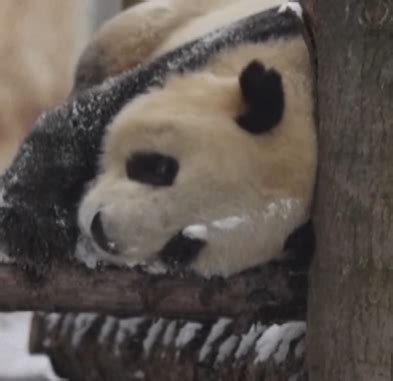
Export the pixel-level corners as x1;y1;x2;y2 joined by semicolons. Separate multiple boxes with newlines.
215;335;239;365
254;322;306;364
133;370;146;380
75;236;101;269
278;2;303;19
114;317;145;355
0;250;13;264
117;317;145;338
198;317;232;362
0;314;306;380
273;322;305;364
294;337;305;358
175;322;202;349
265;203;279;217
235;323;265;360
254;324;281;363
162;321;177;346
182;224;208;240
211;216;247;231
264;199;300;220
0;312;59;380
143;318;166;356
107;241;118;252
162;25;228;71
45;313;62;334
98;316;118;344
140;262;168;275
60;313;76;337
71;313;98;348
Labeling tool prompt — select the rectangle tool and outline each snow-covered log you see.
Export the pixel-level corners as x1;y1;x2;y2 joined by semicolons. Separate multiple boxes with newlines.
30;312;307;381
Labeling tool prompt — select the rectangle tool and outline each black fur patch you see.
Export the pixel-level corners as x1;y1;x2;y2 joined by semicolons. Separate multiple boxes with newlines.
159;232;206;269
126;152;179;187
73;58;106;94
73;7;301;91
237;60;284;134
284;220;315;270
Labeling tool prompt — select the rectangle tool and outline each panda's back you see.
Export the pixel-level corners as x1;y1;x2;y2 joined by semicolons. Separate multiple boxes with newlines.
154;0;286;57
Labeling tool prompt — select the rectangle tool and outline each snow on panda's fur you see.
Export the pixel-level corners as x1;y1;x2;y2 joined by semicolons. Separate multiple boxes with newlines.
74;0;284;91
77;0;317;277
74;0;241;91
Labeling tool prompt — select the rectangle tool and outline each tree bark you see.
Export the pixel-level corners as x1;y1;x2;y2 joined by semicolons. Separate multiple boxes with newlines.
0;261;307;320
302;0;393;379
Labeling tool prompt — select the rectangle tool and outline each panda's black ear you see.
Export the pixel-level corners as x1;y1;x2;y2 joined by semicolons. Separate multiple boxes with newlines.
236;60;284;134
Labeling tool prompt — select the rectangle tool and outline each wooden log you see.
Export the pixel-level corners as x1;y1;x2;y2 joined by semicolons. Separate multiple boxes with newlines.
0;259;307;320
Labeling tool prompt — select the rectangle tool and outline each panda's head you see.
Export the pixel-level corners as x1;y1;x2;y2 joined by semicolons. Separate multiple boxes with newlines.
78;60;316;277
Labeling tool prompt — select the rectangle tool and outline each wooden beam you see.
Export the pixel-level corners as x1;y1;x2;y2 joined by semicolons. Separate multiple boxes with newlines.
0;260;307;321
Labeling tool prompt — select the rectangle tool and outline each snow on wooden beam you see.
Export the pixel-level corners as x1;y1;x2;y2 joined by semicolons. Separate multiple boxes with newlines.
30;312;307;380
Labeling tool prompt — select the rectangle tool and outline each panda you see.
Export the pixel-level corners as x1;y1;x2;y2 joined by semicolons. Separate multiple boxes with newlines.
77;0;317;278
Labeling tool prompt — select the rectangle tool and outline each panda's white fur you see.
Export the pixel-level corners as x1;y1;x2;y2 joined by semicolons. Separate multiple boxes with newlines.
77;0;317;277
153;0;286;56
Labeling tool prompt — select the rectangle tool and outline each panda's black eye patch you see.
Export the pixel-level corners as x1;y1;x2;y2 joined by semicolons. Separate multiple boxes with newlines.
126;152;179;186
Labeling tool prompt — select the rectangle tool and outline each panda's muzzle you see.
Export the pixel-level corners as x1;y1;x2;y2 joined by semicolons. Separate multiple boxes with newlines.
91;211;119;255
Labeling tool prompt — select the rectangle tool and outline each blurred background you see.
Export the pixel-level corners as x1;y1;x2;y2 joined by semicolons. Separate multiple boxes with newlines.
0;1;132;379
0;0;124;172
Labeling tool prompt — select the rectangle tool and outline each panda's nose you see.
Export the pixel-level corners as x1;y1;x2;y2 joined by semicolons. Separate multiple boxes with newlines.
91;211;119;255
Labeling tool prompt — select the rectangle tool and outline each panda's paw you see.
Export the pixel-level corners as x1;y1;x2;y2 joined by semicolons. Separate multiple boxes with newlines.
278;2;303;20
159;226;207;271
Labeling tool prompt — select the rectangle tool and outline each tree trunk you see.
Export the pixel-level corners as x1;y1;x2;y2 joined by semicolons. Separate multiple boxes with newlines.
303;0;393;379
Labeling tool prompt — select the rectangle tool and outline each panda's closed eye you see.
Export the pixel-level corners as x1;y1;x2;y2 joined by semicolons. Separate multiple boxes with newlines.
126;152;179;186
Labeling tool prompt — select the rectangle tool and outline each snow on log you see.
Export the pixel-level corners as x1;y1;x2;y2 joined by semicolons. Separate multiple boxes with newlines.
30;312;307;381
